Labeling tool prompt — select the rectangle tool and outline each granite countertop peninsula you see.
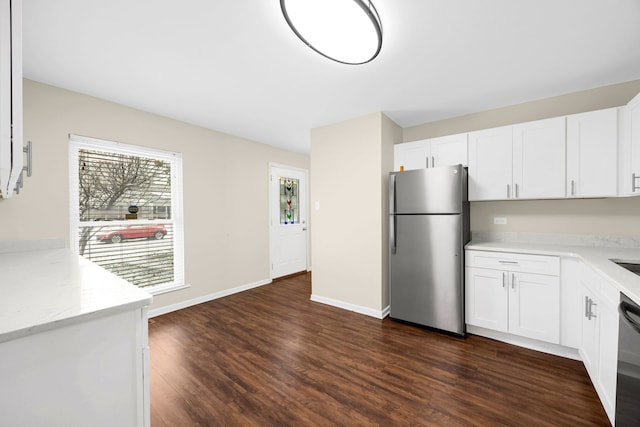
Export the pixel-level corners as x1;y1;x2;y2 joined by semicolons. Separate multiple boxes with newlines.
466;232;640;306
0;239;152;344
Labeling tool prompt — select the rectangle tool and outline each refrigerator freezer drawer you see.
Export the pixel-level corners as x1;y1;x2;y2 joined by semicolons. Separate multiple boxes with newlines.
390;214;464;334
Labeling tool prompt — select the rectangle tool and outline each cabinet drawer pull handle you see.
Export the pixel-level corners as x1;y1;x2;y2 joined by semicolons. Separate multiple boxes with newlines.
502;272;507;288
511;273;515;289
588;299;598;320
584;296;590;318
431;156;435;168
633;173;640;192
515;183;519;198
571;180;575;196
498;260;519;265
507;184;511;198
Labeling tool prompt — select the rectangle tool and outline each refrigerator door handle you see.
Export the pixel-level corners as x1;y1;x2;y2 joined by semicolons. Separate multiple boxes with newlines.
389;174;396;214
389;174;397;254
391;215;397;254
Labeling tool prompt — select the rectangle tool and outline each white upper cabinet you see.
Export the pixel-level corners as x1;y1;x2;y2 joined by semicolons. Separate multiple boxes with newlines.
430;133;468;167
468;126;513;200
566;108;619;198
513;117;566;199
394;140;429;171
469;117;566;201
0;0;23;198
620;92;640;195
394;133;467;171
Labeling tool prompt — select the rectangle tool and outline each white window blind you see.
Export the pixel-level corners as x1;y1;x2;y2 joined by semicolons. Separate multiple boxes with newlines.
69;135;185;294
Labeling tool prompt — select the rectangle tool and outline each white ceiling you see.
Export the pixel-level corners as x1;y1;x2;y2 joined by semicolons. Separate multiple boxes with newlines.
22;0;640;154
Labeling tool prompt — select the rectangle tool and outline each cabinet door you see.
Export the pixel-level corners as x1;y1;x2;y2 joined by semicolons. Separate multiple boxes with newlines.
466;267;508;332
508;272;560;343
468;126;513;201
629;93;640;194
560;258;583;348
580;289;600;381
598;299;619;423
567;108;618;197
431;133;468;167
512;117;566;199
394;140;429;171
0;0;23;198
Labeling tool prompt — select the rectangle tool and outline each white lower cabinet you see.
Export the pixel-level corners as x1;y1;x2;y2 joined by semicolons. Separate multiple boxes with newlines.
579;265;619;425
467;249;620;426
0;308;150;427
466;251;560;344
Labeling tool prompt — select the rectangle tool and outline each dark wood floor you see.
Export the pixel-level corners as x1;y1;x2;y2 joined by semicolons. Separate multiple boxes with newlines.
149;272;610;426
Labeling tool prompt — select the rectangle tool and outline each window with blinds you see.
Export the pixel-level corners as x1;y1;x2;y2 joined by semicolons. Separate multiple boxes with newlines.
69;135;185;293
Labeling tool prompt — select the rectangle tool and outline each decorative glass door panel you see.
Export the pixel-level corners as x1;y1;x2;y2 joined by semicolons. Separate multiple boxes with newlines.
279;177;299;225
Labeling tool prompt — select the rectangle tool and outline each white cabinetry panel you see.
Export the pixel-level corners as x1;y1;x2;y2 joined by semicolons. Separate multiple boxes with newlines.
620;92;640;195
508;271;560;343
394;133;468;172
513;117;566;199
0;0;23;198
466;250;560;344
0;309;149;427
469;117;565;201
567;108;618;197
466;267;508;332
579;264;619;425
430;133;468;167
468;126;513;200
394;139;429;171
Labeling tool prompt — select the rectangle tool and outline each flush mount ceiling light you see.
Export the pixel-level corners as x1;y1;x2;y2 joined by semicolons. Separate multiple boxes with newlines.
280;0;382;65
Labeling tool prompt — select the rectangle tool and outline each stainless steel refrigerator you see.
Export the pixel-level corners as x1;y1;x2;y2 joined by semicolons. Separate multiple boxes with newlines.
389;165;470;336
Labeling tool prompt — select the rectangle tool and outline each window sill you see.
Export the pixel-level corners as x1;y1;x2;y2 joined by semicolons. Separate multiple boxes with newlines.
144;282;190;296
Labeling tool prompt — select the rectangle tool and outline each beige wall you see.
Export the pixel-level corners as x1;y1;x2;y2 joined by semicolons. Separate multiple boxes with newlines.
381;115;401;308
310;112;397;312
2;79;309;311
403;79;640;237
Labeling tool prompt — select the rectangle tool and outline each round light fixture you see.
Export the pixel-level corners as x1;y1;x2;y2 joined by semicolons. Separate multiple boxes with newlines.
280;0;382;65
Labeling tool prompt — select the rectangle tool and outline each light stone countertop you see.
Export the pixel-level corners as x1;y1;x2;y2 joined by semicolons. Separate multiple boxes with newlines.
0;246;153;344
466;233;640;307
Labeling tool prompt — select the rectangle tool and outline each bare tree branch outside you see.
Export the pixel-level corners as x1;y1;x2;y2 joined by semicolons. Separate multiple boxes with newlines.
77;149;175;287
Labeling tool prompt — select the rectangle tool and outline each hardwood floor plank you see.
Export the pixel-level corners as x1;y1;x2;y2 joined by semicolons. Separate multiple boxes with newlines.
149;273;609;426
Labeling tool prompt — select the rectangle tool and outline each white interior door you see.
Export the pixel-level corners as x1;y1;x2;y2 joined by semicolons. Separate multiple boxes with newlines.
269;164;308;279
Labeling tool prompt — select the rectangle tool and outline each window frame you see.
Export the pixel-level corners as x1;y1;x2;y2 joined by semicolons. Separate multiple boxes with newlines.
69;134;186;295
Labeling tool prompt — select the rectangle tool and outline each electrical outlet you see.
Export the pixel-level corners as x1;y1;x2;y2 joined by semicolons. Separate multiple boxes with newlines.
493;217;507;225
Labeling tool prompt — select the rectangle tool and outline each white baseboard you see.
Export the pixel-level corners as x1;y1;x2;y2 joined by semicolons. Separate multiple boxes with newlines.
467;325;581;360
148;278;272;318
310;294;388;319
381;305;390;318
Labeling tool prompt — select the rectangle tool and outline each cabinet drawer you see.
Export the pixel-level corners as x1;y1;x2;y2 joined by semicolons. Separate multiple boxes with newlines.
466;250;560;276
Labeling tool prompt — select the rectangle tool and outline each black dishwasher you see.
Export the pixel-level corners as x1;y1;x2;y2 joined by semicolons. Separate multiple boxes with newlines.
616;293;640;426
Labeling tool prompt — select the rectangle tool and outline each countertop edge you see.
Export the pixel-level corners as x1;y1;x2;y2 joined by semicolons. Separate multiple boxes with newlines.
0;297;152;344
